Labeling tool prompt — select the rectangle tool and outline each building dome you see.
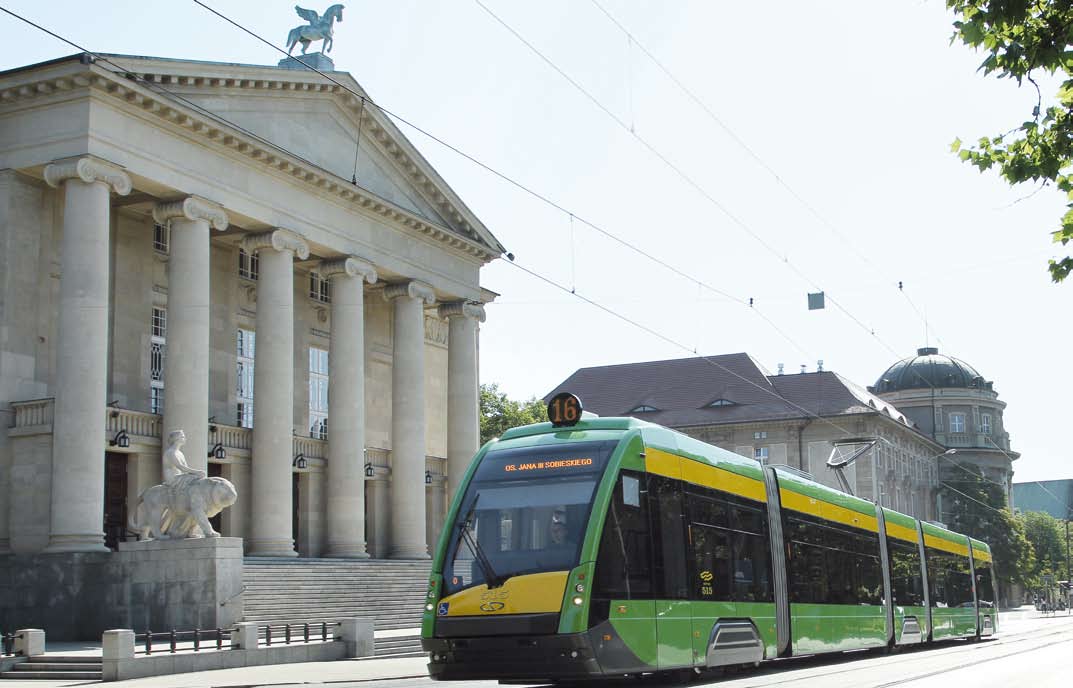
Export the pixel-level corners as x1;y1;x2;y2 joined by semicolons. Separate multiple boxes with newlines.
871;347;990;394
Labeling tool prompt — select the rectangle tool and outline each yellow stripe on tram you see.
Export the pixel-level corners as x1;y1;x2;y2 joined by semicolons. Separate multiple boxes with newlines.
646;448;766;502
779;488;879;533
924;533;971;557
885;521;919;544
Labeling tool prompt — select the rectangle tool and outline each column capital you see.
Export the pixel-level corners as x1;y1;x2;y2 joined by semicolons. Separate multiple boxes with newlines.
383;280;436;305
241;228;310;259
43;155;131;195
152;195;229;231
438;301;486;323
319;255;378;284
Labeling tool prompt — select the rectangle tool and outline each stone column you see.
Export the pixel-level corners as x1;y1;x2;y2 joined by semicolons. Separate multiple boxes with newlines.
152;196;228;472
320;256;377;558
438;302;485;505
384;281;436;559
243;228;308;557
43;156;131;552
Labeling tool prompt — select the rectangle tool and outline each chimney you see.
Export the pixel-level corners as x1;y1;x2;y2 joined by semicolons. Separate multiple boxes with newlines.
817;359;824;372
800;364;806;374
777;363;784;375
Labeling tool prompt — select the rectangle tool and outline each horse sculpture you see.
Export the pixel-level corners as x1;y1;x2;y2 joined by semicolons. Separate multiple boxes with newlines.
286;4;345;55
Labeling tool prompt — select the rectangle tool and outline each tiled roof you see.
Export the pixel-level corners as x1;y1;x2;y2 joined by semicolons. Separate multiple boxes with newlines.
545;353;912;429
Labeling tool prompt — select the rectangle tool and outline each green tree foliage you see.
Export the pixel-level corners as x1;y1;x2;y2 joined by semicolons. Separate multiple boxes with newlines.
940;464;1035;592
947;1;1073;281
1021;510;1069;583
479;383;548;445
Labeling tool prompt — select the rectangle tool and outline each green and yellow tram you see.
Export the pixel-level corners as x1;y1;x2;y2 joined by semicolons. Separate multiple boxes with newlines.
421;396;997;681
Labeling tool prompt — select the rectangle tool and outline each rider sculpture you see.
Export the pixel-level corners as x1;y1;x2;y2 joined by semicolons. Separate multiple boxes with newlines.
286;4;345;55
130;429;237;541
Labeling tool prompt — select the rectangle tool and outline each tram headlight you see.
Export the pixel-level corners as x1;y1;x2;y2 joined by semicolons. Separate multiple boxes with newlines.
575;583;585;593
572;595;584;606
425;603;434;612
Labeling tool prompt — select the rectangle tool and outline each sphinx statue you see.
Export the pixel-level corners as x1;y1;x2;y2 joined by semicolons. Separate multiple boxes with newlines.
131;429;238;540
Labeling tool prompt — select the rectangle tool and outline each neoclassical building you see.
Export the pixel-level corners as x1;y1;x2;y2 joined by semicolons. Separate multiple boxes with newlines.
547;353;945;520
0;53;504;558
869;347;1018;508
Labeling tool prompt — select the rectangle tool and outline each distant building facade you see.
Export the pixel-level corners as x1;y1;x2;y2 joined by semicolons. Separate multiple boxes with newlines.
547;353;944;520
1013;480;1073;519
870;347;1018;508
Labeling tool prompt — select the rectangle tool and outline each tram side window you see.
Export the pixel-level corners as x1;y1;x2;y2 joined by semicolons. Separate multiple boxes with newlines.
786;512;883;606
648;475;688;599
974;560;995;608
887;537;925;607
684;489;773;603
926;548;947;607
593;472;652;599
948;554;975;607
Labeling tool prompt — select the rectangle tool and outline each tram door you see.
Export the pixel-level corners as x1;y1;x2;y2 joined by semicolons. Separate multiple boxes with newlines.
647;467;694;669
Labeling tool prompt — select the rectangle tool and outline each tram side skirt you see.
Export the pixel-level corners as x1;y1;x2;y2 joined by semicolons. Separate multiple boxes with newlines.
763;466;791;657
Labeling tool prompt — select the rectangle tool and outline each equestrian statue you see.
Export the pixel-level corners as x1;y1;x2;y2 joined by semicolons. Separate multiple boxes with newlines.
130;429;237;540
286;4;345;55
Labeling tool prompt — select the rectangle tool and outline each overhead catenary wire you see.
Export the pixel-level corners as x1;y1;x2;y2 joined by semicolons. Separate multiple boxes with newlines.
471;0;905;361
587;0;952;353
2;4;997;524
186;1;819;360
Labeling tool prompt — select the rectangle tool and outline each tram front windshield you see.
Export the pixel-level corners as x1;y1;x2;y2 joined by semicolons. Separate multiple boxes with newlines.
442;440;618;596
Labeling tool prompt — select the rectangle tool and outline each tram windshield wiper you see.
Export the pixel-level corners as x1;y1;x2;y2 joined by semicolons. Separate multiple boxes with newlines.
457;499;503;589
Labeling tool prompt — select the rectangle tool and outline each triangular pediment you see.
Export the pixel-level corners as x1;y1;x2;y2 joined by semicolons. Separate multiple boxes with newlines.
97;55;504;255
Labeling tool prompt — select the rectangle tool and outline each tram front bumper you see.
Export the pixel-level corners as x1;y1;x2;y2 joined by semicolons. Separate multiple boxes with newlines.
423;632;600;681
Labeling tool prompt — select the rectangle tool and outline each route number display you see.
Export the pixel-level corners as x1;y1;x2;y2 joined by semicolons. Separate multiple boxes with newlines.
547;392;583;427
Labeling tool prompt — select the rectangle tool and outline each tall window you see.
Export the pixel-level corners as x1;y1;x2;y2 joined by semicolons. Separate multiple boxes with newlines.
980;413;992;435
153;223;170;254
237;329;255;428
309;272;331;303
239;248;259;280
309;347;329;439
949;413;966;433
150;307;166;414
754;446;769;463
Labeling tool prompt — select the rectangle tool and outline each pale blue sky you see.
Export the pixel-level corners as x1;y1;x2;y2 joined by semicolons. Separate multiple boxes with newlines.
2;1;1067;484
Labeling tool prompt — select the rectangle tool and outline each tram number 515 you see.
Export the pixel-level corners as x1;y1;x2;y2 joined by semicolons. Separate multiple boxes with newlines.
548;392;584;428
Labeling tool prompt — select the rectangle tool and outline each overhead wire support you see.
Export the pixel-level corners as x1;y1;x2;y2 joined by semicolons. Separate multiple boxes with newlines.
472;0;908;358
589;0;951;351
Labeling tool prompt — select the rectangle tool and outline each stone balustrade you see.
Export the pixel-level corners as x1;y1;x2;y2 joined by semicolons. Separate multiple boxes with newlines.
11;399;53;429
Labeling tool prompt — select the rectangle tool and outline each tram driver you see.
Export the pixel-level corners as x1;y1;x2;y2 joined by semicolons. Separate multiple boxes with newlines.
549;505;570;546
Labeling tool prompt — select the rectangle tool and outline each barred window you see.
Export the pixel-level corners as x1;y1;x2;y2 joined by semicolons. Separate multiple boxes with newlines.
309;272;331;303
150;306;166;414
239;249;259;280
153;223;170;254
237;329;255;428
309;347;329;439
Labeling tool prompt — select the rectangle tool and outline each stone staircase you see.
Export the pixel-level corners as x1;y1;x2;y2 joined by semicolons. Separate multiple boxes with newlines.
243;558;431;657
0;656;102;681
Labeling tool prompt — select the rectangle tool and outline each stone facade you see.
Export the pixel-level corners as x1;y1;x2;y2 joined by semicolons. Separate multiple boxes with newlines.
0;54;501;558
870;347;1019;510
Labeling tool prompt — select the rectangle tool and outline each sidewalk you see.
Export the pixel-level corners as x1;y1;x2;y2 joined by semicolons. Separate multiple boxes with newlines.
0;654;431;688
1;628;428;688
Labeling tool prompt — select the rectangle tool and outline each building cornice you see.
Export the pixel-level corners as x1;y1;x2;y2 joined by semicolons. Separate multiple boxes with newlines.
0;61;501;264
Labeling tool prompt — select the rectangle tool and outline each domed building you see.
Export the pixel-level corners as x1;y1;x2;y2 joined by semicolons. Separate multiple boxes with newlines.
869;347;1017;507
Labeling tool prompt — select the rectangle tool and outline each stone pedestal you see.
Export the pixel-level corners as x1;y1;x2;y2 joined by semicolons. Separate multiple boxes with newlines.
277;52;335;71
0;538;243;639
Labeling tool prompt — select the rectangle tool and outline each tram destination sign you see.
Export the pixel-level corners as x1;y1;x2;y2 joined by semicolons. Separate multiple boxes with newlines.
475;440;618;482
